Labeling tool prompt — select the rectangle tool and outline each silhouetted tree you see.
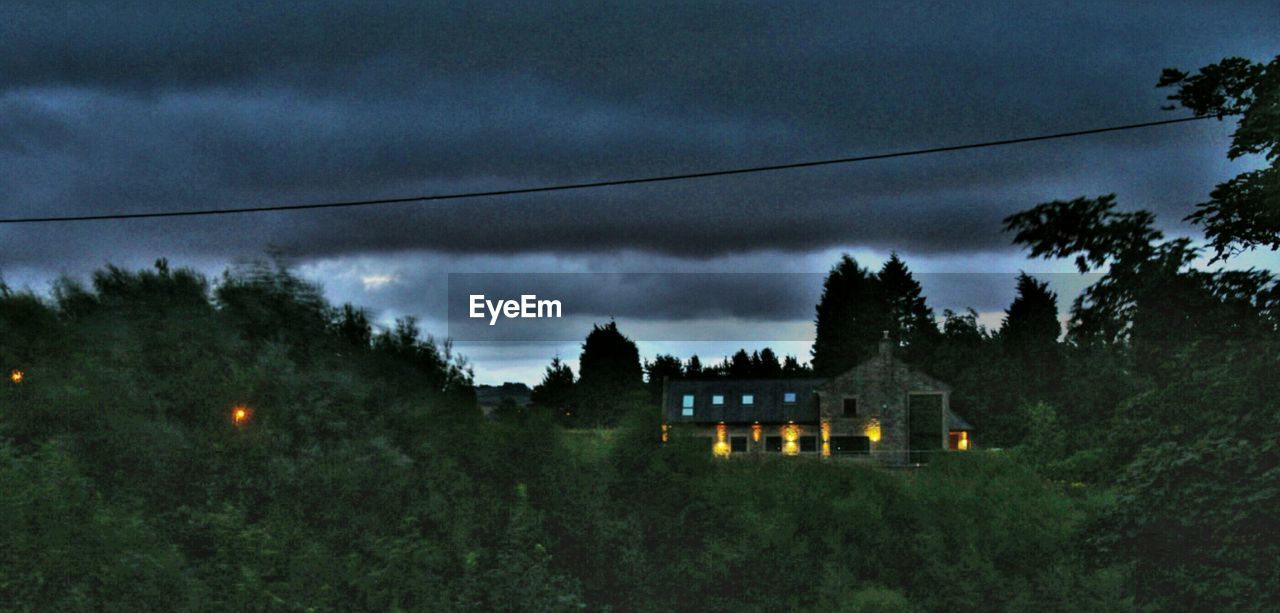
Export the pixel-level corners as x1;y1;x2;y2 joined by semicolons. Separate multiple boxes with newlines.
781;355;810;376
812;255;885;376
755;347;782;378
684;355;703;378
530;356;575;422
334;303;373;349
1159;55;1280;259
1000;273;1061;355
878;253;939;358
644;354;684;401
575;322;644;426
728;349;752;378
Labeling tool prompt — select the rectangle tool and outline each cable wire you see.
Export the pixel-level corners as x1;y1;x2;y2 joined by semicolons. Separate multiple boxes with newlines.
0;115;1212;225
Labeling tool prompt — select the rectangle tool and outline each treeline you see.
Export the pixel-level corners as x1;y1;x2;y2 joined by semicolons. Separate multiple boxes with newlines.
526;253;1075;448
0;257;1124;611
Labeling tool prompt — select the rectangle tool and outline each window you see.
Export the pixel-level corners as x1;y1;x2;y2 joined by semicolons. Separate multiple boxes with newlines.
798;435;818;452
842;397;858;417
765;436;783;452
741;394;755;405
711;394;725;406
831;435;871;455
730;436;748;452
783;391;797;404
681;394;695;417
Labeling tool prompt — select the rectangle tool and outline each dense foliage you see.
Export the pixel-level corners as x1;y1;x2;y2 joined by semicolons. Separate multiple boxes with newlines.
2;259;1127;611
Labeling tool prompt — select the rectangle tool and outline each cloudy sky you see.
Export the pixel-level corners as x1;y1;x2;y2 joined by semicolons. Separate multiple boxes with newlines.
2;1;1276;384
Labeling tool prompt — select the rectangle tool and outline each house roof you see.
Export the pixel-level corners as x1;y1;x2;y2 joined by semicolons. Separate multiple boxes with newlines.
948;413;975;431
663;377;826;424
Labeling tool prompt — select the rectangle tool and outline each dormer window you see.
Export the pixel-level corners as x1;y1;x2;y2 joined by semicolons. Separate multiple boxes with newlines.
783;392;797;404
741;394;754;406
682;394;695;416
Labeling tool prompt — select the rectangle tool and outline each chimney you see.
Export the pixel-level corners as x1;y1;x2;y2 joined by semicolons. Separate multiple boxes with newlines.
878;330;893;358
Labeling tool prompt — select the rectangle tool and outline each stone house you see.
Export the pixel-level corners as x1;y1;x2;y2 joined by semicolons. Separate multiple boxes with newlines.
661;336;972;464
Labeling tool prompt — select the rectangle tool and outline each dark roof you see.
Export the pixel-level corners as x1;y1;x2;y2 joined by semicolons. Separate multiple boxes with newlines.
948;413;974;431
663;378;825;424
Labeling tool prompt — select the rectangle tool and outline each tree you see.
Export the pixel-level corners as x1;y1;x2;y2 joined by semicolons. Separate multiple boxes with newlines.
728;349;752;378
334;303;373;349
812;255;885;376
999;273;1061;356
575;322;644;426
1159;55;1280;260
644;354;683;401
755;347;782;378
781;355;809;376
684;355;703;378
530;356;575;421
878;253;939;357
1004;195;1277;376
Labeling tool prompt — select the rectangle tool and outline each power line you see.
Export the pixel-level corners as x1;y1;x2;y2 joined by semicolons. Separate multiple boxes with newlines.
0;115;1212;225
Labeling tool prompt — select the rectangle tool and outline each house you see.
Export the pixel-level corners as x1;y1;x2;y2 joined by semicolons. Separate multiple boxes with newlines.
661;335;972;464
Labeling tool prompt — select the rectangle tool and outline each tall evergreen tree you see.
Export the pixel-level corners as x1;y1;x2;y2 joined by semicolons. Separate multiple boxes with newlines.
1000;273;1061;356
530;356;576;420
812;255;886;376
877;253;939;359
575;322;643;426
728;349;752;378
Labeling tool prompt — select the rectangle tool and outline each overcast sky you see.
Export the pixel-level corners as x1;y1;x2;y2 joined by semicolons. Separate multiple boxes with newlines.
2;2;1276;384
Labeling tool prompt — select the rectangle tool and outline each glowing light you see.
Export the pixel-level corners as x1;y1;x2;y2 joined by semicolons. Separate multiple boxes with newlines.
713;422;730;458
821;421;831;457
864;419;881;443
232;405;252;426
751;423;762;443
661;423;669;443
782;423;800;456
958;431;969;451
9;369;23;384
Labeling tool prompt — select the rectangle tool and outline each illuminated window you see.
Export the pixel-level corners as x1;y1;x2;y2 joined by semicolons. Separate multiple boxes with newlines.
712;394;725;405
842;397;858;417
741;394;754;405
949;431;971;450
783;391;797;403
682;394;695;416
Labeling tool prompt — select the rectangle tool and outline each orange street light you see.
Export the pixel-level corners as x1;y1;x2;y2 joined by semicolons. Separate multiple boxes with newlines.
9;369;23;384
232;405;252;426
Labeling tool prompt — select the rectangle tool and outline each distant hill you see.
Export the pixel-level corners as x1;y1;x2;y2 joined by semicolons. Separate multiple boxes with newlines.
475;382;533;415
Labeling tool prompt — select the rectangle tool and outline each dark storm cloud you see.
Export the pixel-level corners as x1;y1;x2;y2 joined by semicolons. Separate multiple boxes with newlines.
1;1;1276;271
